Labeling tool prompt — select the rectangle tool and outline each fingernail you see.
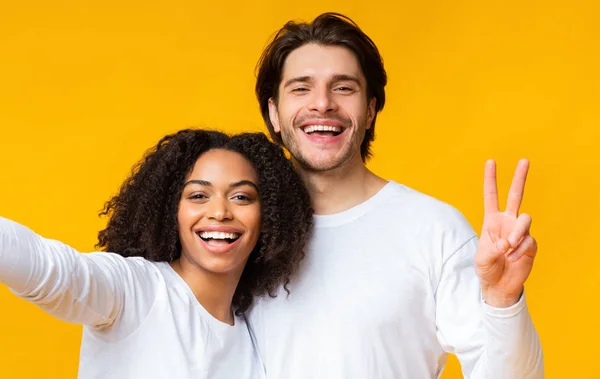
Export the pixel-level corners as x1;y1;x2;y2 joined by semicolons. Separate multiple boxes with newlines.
508;234;517;247
508;252;520;261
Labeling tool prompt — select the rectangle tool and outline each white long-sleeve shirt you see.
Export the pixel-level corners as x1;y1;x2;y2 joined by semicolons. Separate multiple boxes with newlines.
247;181;543;378
0;217;264;379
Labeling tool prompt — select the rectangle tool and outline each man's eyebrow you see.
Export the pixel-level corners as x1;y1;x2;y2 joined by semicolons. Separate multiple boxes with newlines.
331;74;361;85
283;74;362;89
283;76;313;88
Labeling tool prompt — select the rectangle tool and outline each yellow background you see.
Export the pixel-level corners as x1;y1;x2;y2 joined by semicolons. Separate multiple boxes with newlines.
0;1;598;378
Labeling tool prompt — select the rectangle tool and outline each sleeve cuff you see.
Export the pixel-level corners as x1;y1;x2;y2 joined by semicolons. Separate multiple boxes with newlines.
481;290;527;318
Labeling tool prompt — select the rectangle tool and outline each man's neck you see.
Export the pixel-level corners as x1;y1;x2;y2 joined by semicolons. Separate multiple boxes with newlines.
297;159;388;215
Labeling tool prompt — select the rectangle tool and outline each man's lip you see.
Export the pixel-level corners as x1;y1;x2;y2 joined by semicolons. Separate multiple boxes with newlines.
302;131;345;144
299;119;346;128
194;225;244;234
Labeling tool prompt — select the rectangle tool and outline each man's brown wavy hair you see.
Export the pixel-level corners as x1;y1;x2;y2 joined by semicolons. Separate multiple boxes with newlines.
96;129;313;314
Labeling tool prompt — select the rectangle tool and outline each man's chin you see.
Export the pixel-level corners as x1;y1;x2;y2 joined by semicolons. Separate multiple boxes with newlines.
295;154;347;173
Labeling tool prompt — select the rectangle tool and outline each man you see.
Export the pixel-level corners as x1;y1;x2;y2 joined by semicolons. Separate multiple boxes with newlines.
247;12;543;378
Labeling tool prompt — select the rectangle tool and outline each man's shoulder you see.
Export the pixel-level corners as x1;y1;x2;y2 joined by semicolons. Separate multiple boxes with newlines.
384;181;464;214
379;181;475;234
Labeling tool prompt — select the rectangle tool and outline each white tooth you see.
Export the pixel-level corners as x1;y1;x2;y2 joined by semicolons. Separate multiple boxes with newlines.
199;231;240;239
304;124;342;134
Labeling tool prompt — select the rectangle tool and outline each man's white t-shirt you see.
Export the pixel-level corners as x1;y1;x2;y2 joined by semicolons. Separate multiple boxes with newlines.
0;217;264;379
248;181;543;378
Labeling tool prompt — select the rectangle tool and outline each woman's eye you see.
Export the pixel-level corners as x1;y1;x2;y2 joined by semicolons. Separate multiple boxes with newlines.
189;194;207;200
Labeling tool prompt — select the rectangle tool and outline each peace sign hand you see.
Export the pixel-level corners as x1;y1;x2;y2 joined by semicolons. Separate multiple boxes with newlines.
475;159;538;308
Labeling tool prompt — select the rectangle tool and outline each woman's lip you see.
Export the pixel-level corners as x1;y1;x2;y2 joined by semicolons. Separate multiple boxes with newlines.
197;233;242;254
194;225;244;234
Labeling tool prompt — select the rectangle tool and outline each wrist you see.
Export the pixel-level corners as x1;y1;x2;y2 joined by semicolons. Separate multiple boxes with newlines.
481;287;523;308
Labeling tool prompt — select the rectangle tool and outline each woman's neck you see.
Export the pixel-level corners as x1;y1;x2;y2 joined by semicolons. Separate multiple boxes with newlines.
170;258;242;325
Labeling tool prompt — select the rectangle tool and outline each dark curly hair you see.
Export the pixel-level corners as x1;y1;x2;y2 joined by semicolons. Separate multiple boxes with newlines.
96;129;313;314
255;12;387;161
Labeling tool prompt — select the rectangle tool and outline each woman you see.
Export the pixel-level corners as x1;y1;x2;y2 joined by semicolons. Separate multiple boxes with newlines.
0;129;313;378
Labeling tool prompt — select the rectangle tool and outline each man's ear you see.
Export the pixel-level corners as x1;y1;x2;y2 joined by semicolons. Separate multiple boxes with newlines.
268;98;281;133
366;97;377;130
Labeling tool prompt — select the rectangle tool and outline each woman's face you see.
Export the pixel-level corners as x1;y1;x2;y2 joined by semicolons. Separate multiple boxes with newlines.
177;149;261;276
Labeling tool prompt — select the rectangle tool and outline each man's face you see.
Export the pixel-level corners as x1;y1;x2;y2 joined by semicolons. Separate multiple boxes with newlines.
268;43;376;172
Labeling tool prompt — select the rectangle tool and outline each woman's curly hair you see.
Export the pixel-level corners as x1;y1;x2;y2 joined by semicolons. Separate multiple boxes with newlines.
96;129;313;314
